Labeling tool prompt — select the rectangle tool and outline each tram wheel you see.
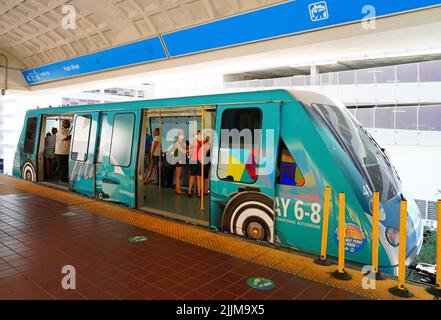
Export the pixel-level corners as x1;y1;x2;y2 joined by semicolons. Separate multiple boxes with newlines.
21;160;36;182
222;191;274;243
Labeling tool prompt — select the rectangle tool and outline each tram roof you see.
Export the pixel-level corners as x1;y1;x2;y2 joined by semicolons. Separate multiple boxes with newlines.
26;89;298;116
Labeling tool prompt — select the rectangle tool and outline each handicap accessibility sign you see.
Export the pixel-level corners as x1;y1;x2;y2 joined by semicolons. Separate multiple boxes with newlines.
128;236;149;244
247;277;276;290
61;211;78;217
309;1;329;22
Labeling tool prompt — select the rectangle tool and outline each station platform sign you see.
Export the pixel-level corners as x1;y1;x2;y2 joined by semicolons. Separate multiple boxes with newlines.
22;0;441;85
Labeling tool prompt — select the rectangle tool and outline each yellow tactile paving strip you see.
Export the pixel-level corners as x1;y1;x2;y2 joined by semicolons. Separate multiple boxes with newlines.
0;174;435;300
0;183;25;196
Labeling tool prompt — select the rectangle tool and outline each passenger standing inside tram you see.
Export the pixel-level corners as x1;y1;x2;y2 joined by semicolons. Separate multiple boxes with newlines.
44;133;52;177
44;128;57;178
144;128;161;185
202;135;212;196
188;131;202;197
144;131;153;180
55;119;71;183
166;130;187;195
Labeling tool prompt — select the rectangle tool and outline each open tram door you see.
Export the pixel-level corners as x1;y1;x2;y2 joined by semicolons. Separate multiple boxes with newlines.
94;111;141;207
137;107;216;226
37;114;74;188
69;112;99;197
210;102;281;243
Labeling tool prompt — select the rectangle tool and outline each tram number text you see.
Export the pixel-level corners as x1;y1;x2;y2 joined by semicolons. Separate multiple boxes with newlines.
275;197;322;224
363;184;372;198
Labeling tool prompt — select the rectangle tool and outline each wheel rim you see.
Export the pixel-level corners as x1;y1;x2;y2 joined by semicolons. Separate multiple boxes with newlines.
247;222;265;240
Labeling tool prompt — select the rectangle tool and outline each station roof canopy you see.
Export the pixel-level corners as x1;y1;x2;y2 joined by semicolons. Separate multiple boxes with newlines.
1;0;441;88
0;0;286;69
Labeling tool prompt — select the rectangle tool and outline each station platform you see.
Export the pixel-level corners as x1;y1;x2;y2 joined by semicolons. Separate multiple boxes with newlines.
0;174;434;300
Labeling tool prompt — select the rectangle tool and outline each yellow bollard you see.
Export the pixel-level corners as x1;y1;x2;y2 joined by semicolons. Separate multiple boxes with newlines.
314;186;333;266
389;198;413;298
398;200;407;290
332;192;352;280
370;192;385;280
427;199;441;297
437;200;441;290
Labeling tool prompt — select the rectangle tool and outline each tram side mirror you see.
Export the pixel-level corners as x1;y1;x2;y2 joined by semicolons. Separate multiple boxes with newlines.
1;88;5;96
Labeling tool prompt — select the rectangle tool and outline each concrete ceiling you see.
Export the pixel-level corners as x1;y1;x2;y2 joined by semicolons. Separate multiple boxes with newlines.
2;1;441;94
0;0;286;69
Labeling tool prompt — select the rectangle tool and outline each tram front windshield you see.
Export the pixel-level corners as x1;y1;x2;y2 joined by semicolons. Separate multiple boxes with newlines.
305;103;401;203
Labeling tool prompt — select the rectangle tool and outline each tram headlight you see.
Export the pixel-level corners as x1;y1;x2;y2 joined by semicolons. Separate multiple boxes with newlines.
385;227;400;247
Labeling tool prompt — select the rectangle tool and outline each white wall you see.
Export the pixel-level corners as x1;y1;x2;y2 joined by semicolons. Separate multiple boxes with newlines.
154;74;224;98
368;129;441;201
383;145;441;201
0;91;62;175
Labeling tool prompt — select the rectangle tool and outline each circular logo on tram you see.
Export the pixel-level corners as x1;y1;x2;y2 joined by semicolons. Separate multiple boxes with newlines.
128;235;149;244
334;223;367;253
247;277;276;290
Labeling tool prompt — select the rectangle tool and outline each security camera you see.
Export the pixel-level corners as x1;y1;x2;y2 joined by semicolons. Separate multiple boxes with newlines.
1;88;5;96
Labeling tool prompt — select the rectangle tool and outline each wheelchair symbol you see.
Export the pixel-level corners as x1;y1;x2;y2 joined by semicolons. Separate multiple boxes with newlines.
26;70;41;83
309;1;329;22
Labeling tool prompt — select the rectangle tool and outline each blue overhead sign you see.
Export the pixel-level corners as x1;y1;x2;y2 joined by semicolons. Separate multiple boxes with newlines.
22;0;441;85
162;0;441;57
22;37;167;85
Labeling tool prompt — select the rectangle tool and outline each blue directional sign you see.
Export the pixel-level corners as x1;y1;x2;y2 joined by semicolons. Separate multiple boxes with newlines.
163;0;441;57
22;36;167;85
22;0;441;85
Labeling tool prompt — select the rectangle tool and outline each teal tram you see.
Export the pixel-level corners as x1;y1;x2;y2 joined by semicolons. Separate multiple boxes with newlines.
13;89;423;275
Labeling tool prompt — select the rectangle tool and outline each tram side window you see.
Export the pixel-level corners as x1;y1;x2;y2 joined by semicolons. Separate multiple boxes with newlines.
96;115;112;163
71;115;91;162
218;108;262;183
23;117;38;154
276;139;305;187
110;113;135;167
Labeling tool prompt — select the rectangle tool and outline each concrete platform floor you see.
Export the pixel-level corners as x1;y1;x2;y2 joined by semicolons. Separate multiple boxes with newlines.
0;190;365;300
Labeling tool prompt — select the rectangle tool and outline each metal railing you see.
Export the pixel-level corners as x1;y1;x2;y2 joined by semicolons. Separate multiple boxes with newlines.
349;105;441;132
224;59;441;89
416;199;440;229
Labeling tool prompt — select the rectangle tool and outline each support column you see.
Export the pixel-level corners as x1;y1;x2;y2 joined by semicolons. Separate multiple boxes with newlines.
310;64;319;86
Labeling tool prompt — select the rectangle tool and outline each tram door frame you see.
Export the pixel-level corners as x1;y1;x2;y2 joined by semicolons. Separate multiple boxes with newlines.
137;107;216;215
36;114;74;183
95;110;140;208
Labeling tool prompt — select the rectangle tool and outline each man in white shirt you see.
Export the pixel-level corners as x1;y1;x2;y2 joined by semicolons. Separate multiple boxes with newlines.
55;119;72;182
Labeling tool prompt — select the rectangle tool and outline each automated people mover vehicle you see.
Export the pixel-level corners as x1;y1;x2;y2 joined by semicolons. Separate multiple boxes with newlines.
13;89;423;275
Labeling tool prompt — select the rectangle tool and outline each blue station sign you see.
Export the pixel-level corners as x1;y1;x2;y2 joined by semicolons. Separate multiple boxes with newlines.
22;37;167;85
22;0;441;85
